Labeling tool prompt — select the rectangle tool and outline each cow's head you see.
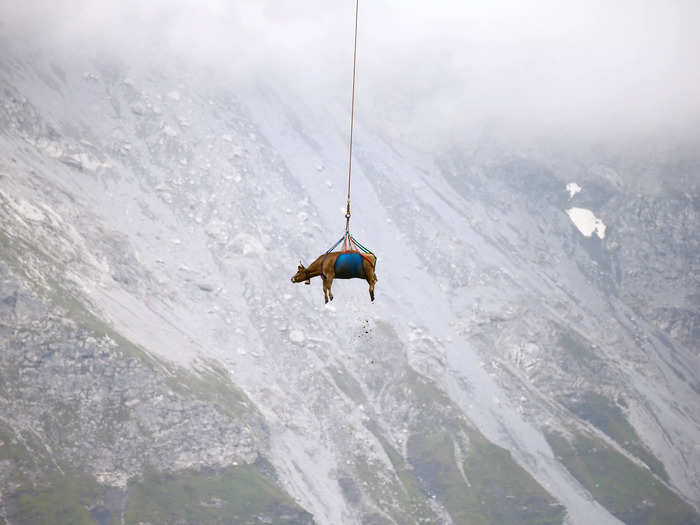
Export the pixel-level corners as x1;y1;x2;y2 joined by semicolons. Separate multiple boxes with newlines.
291;261;311;284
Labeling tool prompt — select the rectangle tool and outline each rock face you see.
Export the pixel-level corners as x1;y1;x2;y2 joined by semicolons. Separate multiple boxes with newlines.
0;254;310;524
0;32;699;525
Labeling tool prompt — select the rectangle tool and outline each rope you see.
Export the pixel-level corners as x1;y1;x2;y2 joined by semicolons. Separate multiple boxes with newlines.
321;231;376;280
345;0;359;232
321;235;346;280
307;2;378;282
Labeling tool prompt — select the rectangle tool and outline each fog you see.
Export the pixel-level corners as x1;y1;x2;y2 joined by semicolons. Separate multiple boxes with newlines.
3;0;699;148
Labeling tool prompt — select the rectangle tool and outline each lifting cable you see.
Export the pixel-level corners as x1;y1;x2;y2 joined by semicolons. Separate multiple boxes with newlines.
320;0;376;279
345;0;359;233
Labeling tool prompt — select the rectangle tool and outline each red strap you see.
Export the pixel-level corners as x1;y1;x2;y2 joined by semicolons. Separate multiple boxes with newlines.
340;249;375;268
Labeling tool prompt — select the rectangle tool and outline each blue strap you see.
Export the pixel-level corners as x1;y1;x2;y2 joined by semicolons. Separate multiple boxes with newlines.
321;235;346;280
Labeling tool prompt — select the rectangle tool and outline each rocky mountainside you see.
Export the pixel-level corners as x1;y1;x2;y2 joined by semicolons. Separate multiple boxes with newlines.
1;31;699;525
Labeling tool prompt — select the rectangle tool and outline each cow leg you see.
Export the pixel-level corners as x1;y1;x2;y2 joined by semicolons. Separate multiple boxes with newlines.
327;276;334;301
365;264;377;302
323;280;329;303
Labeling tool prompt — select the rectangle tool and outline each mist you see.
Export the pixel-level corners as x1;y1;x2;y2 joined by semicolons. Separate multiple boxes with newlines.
3;0;699;148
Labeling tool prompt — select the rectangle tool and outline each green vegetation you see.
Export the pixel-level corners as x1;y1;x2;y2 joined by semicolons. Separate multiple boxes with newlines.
464;428;566;525
355;339;565;525
166;360;253;420
2;228;256;422
0;423;114;525
399;365;564;524
407;428;565;525
369;429;440;523
563;391;668;481
354;446;438;525
54;279;255;423
9;472;107;525
546;431;700;525
2;423;306;525
0;423;46;492
48;277;160;368
124;465;311;524
1;229;288;523
408;430;485;524
0;229;156;367
0;423;30;467
361;512;393;525
8;464;312;525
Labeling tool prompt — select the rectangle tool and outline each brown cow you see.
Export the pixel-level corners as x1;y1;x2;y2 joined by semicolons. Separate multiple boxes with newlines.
291;252;378;303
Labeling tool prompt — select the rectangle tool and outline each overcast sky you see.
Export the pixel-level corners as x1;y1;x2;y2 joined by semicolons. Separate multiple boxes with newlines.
3;0;699;147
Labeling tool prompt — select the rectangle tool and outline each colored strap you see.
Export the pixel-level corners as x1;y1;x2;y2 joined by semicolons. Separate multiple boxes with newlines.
321;235;346;280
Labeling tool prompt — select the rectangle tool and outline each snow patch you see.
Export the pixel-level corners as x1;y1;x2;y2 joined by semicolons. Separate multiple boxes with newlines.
566;207;606;239
565;182;581;199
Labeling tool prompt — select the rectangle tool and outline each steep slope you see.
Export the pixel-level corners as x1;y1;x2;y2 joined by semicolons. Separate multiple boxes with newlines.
1;35;699;525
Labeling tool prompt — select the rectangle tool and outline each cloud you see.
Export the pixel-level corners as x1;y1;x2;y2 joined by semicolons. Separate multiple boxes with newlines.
2;0;699;146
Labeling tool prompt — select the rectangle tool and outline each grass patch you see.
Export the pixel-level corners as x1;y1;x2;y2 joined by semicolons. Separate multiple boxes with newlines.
407;428;566;525
408;430;485;525
0;423;33;468
0;423;116;525
0;229;157;367
402;367;564;524
354;448;438;525
464;429;566;525
165;359;255;421
546;431;700;525
2;229;255;423
361;512;393;525
124;465;311;524
563;391;668;481
7;472;106;525
48;281;159;368
362;356;565;525
369;429;439;523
